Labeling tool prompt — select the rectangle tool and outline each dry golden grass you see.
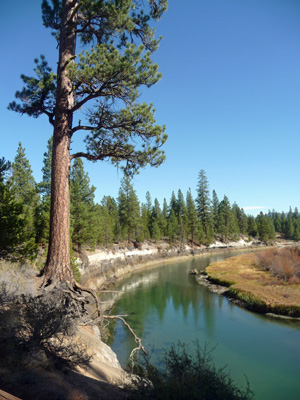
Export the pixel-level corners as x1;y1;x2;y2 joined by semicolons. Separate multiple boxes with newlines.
206;252;300;316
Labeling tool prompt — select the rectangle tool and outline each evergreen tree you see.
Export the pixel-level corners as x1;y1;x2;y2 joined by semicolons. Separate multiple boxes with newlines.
145;191;153;237
247;215;257;238
284;215;294;239
151;198;164;238
38;137;53;242
177;189;187;243
196;170;213;241
273;212;282;233
140;203;151;241
169;191;178;216
196;221;206;244
39;137;53;199
0;158;22;258
211;189;219;232
145;191;152;214
218;195;237;240
101;195;119;242
268;217;276;240
9;0;168;285
151;220;161;242
293;219;300;241
256;213;276;242
10;143;39;253
280;211;287;235
273;211;282;233
95;204;113;247
256;213;270;241
118;175;140;242
161;198;169;236
0;158;11;183
152;198;162;222
231;202;247;235
167;209;178;246
186;189;198;245
70;158;97;250
10;143;37;203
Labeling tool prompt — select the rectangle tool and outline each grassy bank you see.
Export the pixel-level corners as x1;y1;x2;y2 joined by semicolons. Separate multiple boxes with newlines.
205;252;300;318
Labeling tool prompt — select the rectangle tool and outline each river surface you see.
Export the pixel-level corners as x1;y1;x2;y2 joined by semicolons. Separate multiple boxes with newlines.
106;251;300;400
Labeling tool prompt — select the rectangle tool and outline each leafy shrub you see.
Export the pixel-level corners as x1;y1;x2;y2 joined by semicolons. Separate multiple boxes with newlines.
128;342;253;400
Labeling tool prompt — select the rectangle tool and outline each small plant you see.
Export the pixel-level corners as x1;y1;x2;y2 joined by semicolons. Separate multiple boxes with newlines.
128;342;253;400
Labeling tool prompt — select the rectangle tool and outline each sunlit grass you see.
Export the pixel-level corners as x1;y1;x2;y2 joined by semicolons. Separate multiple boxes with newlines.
206;250;300;317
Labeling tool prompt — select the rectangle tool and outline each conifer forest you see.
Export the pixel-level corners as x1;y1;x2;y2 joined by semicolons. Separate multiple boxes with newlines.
1;141;299;262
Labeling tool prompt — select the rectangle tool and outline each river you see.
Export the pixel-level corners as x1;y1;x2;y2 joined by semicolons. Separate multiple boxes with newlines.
106;251;300;400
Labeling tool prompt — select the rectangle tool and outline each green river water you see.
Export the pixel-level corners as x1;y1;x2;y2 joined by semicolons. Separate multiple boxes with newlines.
106;251;300;400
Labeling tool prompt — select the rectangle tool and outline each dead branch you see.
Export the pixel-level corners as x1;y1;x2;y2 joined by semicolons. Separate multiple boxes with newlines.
104;314;147;362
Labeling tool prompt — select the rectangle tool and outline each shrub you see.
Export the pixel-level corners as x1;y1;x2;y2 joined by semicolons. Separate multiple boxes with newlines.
0;265;91;371
128;342;253;400
256;247;300;283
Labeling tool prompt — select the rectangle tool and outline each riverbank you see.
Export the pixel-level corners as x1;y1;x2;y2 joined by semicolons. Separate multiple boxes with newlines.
79;237;270;290
195;251;300;318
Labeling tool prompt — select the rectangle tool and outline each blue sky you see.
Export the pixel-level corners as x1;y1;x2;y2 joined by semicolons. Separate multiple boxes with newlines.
1;0;300;215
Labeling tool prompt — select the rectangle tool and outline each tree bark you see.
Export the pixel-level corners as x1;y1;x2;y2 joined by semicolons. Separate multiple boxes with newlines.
43;0;77;285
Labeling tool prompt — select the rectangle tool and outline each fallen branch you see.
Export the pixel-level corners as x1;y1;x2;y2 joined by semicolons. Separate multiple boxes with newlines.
104;314;148;362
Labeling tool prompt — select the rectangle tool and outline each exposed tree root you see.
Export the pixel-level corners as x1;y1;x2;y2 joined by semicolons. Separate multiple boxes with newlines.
74;282;102;319
39;276;146;362
39;278;102;325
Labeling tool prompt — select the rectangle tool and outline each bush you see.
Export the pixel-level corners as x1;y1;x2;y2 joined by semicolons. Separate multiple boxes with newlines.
256;247;300;282
0;265;91;371
128;342;253;400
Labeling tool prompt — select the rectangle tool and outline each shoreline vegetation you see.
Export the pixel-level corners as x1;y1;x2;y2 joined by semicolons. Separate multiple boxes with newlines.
194;247;300;319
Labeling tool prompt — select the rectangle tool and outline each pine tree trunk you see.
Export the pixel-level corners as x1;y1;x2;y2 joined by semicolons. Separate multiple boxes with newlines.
43;0;77;285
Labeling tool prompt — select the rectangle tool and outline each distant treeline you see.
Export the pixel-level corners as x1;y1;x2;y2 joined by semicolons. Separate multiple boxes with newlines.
1;141;299;260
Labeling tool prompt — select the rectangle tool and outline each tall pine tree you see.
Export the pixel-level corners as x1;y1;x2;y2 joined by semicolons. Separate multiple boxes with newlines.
9;0;168;286
10;143;39;255
118;175;140;243
196;170;214;243
186;188;198;245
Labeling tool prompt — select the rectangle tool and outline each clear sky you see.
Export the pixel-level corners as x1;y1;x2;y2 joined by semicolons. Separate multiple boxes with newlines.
1;0;299;215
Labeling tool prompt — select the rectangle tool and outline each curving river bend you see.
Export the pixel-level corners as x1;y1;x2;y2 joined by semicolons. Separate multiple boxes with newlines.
106;251;300;400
